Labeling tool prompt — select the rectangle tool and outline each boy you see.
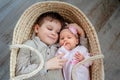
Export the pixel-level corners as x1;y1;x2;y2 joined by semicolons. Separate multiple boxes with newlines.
16;11;66;80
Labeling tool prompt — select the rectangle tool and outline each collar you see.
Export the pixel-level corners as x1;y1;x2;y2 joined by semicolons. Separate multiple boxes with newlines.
33;36;48;50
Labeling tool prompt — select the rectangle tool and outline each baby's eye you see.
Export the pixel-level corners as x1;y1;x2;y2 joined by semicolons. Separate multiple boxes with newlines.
60;37;64;40
68;36;72;39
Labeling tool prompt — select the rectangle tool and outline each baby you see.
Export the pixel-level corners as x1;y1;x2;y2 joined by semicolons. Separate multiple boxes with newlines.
56;23;92;80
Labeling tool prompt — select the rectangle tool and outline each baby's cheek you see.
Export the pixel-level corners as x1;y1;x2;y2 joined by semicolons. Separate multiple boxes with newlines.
59;41;64;46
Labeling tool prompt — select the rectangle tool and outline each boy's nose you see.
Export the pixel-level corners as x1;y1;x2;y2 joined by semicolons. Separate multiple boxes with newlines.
52;31;57;36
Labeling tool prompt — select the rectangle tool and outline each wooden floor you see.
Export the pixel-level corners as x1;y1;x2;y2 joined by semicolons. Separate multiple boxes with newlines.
0;0;120;80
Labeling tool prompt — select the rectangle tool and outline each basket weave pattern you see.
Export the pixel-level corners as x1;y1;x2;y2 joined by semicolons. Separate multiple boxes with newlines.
10;1;104;80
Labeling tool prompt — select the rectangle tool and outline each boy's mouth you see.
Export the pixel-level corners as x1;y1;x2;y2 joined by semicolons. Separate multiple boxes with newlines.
48;36;56;41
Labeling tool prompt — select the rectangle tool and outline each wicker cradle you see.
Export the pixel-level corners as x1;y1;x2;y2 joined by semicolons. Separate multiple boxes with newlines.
10;1;104;80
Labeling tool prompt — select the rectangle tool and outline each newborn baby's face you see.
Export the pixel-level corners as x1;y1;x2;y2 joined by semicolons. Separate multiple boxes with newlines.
59;29;78;50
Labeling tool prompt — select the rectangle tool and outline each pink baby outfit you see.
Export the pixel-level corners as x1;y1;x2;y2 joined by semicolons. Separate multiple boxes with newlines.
56;45;92;80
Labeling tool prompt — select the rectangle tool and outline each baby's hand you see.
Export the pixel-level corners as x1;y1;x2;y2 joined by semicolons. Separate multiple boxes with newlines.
74;52;84;62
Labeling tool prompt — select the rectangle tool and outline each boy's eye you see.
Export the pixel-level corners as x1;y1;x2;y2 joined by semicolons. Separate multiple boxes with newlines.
48;27;52;31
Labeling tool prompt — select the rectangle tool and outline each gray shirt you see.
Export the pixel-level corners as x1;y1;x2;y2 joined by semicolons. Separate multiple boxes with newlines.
16;37;64;80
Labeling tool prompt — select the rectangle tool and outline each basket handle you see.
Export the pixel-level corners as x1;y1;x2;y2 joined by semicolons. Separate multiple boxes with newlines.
10;44;44;80
72;54;104;80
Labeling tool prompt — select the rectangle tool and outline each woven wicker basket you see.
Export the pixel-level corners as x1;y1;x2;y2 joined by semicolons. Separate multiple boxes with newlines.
10;1;104;80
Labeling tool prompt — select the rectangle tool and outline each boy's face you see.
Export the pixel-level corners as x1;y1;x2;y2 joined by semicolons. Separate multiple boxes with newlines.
34;19;61;45
59;29;78;50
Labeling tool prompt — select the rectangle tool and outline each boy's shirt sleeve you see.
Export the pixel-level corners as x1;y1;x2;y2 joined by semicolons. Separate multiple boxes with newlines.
16;47;38;75
16;40;48;76
16;40;39;75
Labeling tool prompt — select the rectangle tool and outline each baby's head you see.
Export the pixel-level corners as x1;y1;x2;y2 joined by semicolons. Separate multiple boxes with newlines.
33;11;64;45
59;24;79;50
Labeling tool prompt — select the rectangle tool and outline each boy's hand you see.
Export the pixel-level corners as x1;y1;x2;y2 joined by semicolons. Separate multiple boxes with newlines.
69;23;85;37
74;52;84;62
46;54;67;70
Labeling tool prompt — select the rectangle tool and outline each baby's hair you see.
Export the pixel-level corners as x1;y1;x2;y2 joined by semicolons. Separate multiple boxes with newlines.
35;11;65;27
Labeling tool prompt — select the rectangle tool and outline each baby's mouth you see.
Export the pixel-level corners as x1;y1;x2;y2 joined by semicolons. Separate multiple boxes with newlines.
63;42;71;50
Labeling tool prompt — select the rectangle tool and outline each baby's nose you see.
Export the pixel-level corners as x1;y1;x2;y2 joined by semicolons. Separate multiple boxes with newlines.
63;41;67;46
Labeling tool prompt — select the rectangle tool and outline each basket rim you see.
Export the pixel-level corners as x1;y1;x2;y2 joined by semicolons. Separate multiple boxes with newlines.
10;1;104;80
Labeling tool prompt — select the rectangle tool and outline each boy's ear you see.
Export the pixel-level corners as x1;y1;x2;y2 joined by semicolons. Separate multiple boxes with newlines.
34;24;39;33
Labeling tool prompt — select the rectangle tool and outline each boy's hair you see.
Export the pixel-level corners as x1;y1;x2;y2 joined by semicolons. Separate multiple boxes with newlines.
35;11;65;27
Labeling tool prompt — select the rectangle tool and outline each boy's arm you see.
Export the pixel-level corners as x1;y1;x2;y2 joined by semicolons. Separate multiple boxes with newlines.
16;48;38;75
70;23;88;48
45;54;67;70
68;23;85;37
16;47;50;77
16;40;47;76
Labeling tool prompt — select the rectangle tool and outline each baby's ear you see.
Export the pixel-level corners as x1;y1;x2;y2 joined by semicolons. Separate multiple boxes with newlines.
76;38;79;45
